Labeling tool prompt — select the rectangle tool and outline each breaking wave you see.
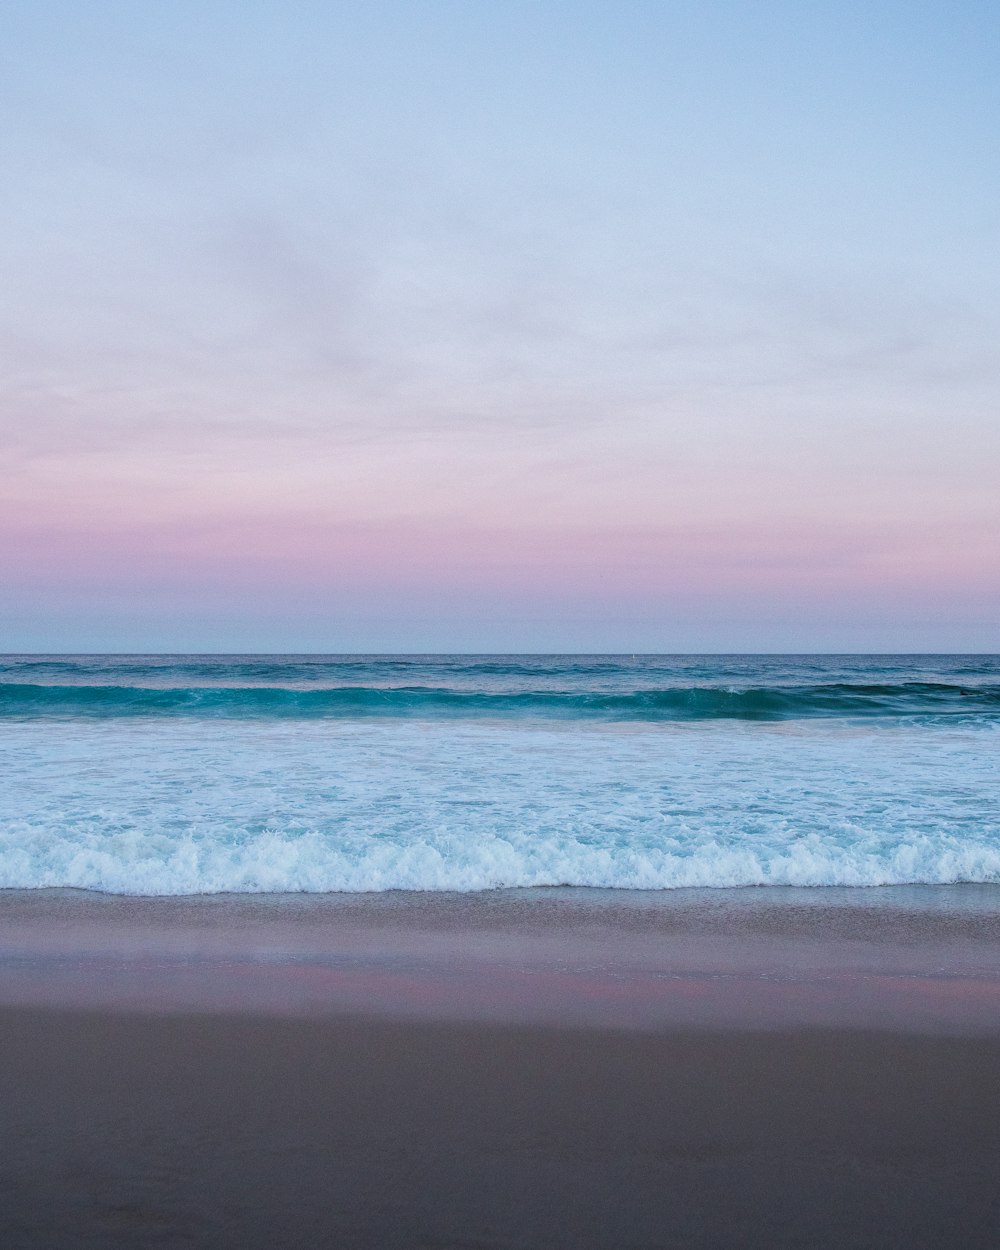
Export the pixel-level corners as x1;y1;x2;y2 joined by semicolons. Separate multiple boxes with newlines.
3;655;998;895
2;681;998;721
3;823;999;895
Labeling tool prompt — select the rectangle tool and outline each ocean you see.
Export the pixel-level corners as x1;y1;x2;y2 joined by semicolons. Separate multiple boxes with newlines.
1;653;998;896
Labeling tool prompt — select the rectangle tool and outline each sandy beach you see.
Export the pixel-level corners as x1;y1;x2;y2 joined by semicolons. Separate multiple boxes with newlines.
5;0;998;1228
3;1008;1000;1249
2;886;1000;1247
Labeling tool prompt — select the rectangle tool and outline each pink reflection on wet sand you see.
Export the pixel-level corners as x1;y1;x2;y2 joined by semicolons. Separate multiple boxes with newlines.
2;953;999;1036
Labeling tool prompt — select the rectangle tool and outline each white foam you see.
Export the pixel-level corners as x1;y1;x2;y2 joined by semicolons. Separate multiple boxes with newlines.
1;718;998;895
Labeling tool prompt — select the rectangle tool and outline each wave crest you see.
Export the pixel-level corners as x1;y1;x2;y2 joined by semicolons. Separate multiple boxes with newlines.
1;681;998;720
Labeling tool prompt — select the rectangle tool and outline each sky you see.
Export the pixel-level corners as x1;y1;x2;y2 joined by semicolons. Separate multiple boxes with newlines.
2;0;998;652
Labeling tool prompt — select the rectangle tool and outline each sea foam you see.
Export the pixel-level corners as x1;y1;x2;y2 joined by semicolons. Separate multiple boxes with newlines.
2;710;997;895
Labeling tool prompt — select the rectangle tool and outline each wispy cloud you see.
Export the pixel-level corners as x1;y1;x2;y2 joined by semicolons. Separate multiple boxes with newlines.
2;0;998;648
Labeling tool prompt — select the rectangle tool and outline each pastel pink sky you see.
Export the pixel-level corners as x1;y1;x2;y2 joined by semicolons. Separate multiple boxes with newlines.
3;2;998;650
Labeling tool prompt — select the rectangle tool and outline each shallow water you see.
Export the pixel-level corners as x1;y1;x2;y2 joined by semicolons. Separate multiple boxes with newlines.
1;655;997;894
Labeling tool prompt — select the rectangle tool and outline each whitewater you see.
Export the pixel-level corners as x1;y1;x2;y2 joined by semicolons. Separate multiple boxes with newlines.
1;654;998;895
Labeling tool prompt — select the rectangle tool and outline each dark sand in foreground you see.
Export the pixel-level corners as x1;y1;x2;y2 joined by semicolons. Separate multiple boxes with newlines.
3;1007;1000;1249
3;887;1000;1247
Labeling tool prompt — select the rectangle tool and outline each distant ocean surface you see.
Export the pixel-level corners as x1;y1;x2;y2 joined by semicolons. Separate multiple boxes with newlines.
1;655;998;895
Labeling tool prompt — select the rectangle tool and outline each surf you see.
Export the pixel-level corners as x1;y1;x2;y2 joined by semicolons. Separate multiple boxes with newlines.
1;680;997;721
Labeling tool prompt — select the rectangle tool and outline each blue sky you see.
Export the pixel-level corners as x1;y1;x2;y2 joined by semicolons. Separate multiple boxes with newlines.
2;1;998;650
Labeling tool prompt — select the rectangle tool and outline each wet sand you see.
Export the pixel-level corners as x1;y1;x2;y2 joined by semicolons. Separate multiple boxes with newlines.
3;1008;1000;1249
2;886;1000;1247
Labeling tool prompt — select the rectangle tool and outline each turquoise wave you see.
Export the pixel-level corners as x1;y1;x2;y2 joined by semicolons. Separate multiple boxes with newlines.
1;682;998;720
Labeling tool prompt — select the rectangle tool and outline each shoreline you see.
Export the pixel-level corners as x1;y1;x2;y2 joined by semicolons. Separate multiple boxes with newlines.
4;885;1000;1245
2;884;999;1034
